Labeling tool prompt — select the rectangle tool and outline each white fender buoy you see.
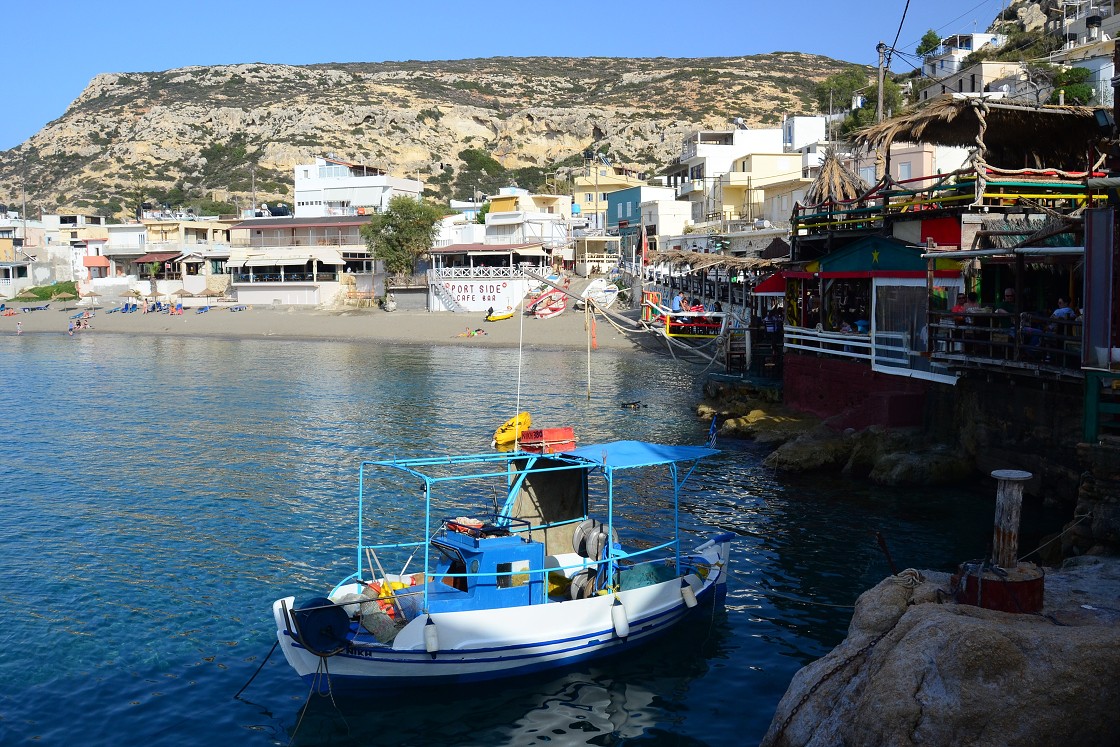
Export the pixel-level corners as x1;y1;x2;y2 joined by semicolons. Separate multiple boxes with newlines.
424;615;439;657
611;598;630;639
681;581;698;609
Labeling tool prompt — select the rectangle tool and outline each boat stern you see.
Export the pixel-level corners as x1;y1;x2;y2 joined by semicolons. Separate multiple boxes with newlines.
272;596;321;679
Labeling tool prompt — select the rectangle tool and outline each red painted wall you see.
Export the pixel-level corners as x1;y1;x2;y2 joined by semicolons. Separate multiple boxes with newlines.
920;217;962;249
783;353;929;430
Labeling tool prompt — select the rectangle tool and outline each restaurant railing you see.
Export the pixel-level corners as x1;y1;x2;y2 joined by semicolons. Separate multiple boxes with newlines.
792;169;1103;238
430;265;546;280
231;272;338;283
926;309;1084;377
783;325;956;382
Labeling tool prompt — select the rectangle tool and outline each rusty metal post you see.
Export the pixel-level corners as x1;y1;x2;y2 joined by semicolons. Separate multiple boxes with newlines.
990;469;1032;569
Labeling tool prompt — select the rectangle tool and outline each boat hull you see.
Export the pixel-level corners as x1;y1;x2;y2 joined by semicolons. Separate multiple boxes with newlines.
273;537;730;690
534;300;566;319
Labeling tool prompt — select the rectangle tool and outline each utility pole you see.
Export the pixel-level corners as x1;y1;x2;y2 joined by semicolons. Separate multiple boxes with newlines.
876;42;887;124
250;165;256;217
594;154;600;233
828;88;834;142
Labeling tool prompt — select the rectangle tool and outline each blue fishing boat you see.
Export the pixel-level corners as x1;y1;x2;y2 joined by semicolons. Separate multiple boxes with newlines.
271;440;732;689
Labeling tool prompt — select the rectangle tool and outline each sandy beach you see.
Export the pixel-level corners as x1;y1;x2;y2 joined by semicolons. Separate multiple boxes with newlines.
3;302;647;350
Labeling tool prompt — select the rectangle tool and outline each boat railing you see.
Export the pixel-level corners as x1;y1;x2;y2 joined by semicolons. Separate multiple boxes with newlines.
349;529;684;619
644;301;726;338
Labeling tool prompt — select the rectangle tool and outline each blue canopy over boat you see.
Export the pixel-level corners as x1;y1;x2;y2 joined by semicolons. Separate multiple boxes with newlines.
558;440;719;469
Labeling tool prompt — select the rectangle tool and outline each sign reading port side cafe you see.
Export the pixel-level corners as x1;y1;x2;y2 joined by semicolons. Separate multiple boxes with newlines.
439;279;526;312
428;271;538;312
427;242;550;312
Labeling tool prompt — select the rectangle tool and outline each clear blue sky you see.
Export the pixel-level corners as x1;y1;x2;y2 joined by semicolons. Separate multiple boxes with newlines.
0;0;1007;151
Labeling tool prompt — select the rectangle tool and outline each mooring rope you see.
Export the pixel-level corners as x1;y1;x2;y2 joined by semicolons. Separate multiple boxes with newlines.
1017;511;1093;563
289;656;348;746
233;640;278;700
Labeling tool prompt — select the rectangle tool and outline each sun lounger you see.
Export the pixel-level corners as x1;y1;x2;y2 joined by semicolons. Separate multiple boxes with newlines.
229;305;247;312
195;305;211;313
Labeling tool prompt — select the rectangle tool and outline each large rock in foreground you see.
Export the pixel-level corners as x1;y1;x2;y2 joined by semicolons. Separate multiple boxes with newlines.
762;556;1120;747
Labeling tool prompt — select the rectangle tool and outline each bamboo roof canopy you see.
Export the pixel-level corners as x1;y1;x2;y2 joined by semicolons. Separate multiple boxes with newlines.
646;249;778;273
852;95;1106;171
803;150;871;206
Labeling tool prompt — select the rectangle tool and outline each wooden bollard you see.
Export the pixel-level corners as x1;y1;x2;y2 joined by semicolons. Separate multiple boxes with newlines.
991;469;1032;569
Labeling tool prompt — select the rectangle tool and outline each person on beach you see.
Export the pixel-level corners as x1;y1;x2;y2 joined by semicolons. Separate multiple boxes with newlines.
16;320;22;335
68;320;75;336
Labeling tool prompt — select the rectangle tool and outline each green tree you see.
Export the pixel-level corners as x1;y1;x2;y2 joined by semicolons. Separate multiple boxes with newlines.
916;29;941;56
360;196;444;277
475;202;491;225
840;79;905;135
814;67;871;114
455;147;509;200
1048;67;1095;105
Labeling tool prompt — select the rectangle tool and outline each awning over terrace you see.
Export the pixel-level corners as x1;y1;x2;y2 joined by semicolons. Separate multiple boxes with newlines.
133;252;180;264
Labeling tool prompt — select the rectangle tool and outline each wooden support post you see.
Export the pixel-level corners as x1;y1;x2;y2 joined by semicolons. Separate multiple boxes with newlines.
990;469;1032;569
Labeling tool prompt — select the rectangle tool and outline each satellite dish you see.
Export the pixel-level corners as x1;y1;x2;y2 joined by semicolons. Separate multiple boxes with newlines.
733;117;746;129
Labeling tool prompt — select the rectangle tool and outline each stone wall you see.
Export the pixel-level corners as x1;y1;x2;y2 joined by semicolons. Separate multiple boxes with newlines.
951;373;1084;506
783;354;1085;504
783;353;929;430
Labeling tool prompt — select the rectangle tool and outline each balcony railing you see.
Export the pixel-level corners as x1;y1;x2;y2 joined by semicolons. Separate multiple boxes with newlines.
784;325;955;382
430;265;546;281
793;168;1104;238
231;272;338;283
926;309;1084;379
230;237;367;249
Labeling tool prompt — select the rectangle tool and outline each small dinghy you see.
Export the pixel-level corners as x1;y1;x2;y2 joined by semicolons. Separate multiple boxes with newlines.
575;278;620;310
492;411;531;447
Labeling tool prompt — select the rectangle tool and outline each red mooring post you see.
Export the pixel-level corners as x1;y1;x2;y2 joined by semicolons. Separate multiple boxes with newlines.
952;469;1044;613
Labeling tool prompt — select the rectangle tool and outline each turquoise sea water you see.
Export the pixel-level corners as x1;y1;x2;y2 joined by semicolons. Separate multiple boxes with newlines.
0;331;1020;745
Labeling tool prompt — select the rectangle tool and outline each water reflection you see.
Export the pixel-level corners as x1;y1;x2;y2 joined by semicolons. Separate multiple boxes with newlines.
287;611;731;746
0;333;1028;746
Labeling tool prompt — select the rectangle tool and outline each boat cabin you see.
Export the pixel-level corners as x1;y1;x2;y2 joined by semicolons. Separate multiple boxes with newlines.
397;520;546;616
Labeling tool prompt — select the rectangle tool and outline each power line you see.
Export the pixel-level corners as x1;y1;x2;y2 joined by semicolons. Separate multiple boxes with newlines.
885;0;913;70
900;0;1004;51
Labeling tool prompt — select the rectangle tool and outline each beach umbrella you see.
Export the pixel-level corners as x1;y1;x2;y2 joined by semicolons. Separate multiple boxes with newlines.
51;291;76;301
120;290;142;298
14;288;40;300
82;291;102;307
172;289;196;298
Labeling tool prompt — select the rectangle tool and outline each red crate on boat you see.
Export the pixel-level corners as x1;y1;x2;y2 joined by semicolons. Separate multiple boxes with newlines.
519;427;577;453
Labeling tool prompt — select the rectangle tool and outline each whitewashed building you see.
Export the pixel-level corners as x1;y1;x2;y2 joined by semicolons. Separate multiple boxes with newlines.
294;156;424;218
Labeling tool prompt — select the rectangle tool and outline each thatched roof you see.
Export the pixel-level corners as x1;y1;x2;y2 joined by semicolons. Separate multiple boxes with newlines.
852;95;1105;171
646;249;778;272
803;150;871;206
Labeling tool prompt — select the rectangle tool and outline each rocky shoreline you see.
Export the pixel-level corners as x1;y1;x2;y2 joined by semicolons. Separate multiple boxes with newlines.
702;377;1120;746
700;378;974;487
760;557;1120;747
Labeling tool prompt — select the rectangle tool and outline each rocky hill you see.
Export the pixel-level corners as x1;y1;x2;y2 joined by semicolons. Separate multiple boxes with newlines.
0;54;847;218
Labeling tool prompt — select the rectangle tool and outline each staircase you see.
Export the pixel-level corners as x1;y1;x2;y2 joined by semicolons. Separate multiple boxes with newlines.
431;279;467;312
